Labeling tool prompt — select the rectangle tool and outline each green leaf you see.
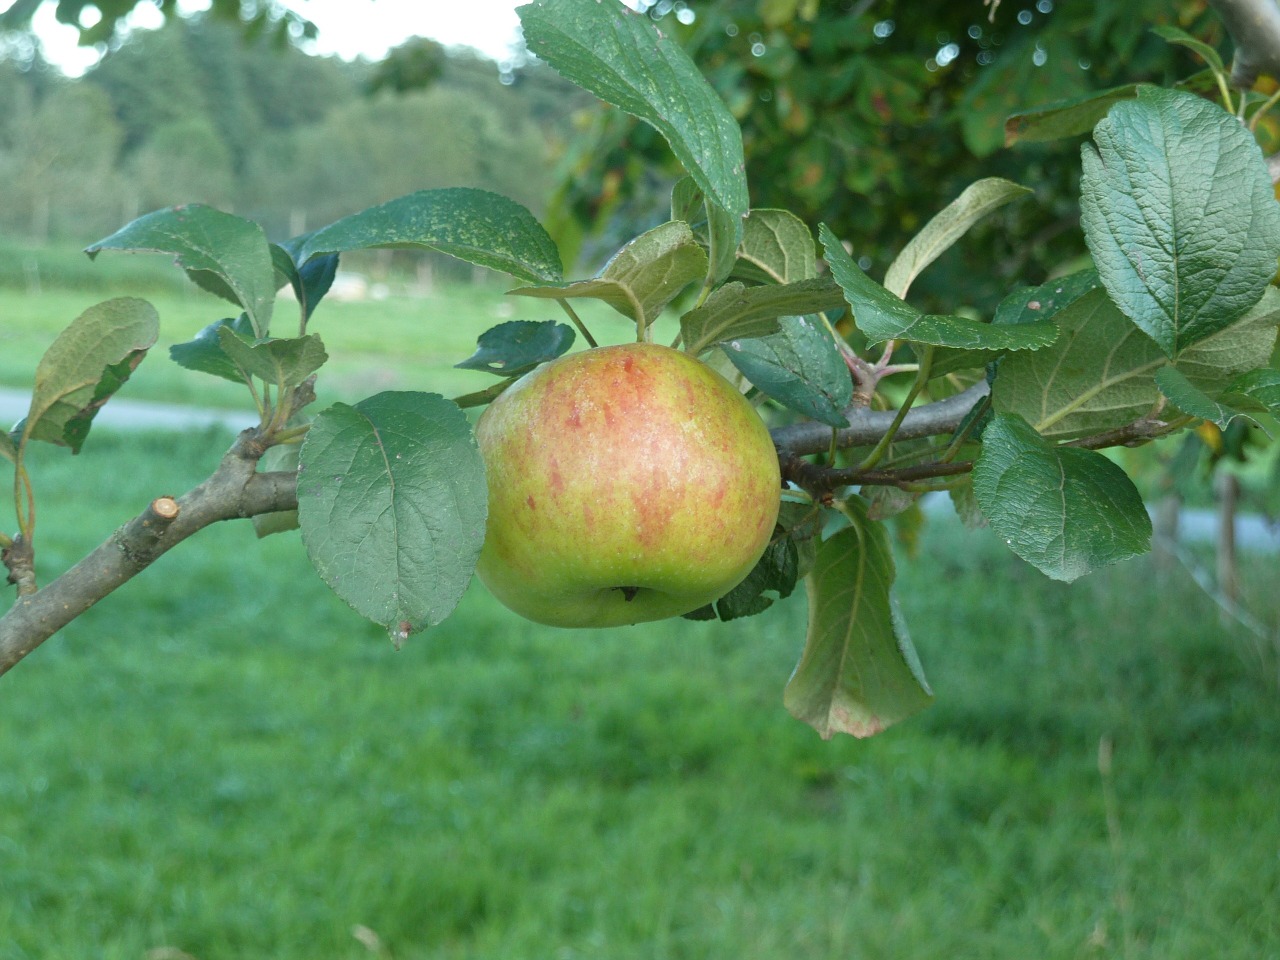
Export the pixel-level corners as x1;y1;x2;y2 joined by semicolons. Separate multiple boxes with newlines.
883;178;1032;299
722;315;852;427
169;315;258;384
683;501;819;623
972;413;1151;582
1004;83;1141;146
735;208;817;284
21;298;159;453
931;270;1103;378
0;429;15;466
519;0;748;235
994;285;1280;439
993;270;1103;325
297;392;488;641
509;221;705;333
671;176;702;224
216;328;328;389
680;277;846;356
299;188;562;285
1080;86;1280;357
1151;24;1226;75
1154;365;1248;429
821;225;1058;350
668;177;738;286
1220;368;1280;418
274;236;338;322
252;440;302;539
86;205;275;338
455;321;576;377
784;500;933;739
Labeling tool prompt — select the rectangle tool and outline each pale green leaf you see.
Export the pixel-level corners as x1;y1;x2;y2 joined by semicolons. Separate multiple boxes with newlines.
784;499;933;739
509;221;705;332
994;286;1280;438
883;178;1032;299
735;208;817;284
298;392;488;640
680;277;845;356
22;298;159;453
1221;368;1280;418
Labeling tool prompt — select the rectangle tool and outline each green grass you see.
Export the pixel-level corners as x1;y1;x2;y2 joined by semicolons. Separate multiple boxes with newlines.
1;430;1278;959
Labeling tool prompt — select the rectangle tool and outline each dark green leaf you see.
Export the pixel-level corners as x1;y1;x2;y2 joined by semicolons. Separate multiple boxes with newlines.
509;221;705;332
298;392;488;640
519;0;748;236
821;225;1058;350
86;205;276;337
722;315;852;427
972;413;1152;582
21;298;159;453
1155;366;1248;429
299;188;562;285
1080;86;1280;357
993;270;1103;326
883;178;1032;298
1221;368;1280;418
216;328;328;389
1151;24;1226;75
784;499;933;739
455;321;576;377
931;270;1102;378
169;315;258;384
680;277;845;356
275;236;339;322
1004;83;1141;146
682;500;820;623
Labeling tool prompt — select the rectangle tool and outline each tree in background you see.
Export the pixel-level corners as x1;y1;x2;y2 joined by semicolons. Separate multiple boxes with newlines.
552;0;1219;308
0;13;580;243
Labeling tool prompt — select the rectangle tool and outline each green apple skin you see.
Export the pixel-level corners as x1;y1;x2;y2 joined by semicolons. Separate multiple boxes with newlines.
474;342;781;628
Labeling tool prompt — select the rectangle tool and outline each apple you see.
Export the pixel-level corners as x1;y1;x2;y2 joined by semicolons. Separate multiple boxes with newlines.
474;342;781;627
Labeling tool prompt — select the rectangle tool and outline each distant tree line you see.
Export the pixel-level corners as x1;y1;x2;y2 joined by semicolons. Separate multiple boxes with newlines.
0;16;583;246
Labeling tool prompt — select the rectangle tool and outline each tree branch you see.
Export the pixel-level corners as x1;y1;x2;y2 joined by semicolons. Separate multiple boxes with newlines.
0;429;297;678
1207;0;1280;88
770;382;990;458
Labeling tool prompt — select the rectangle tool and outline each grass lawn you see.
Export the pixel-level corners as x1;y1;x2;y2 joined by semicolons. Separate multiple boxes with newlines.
1;428;1278;959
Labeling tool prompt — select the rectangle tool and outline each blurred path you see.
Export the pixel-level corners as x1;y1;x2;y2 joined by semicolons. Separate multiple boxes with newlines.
0;387;255;433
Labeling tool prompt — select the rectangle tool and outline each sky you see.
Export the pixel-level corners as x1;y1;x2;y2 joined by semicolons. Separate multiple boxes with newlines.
25;0;536;76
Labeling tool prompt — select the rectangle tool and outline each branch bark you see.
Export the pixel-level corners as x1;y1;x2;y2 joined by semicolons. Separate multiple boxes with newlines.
1207;0;1280;87
0;429;297;678
770;382;990;458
